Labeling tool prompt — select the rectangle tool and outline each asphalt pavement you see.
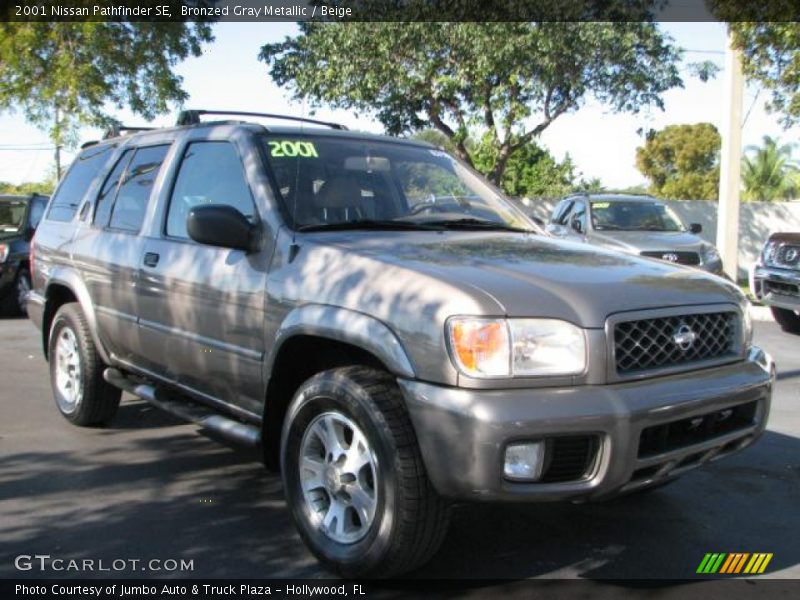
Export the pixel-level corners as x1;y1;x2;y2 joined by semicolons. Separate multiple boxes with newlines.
0;316;798;580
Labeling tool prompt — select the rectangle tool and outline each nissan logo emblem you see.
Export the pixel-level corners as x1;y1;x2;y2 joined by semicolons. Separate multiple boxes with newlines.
673;324;697;351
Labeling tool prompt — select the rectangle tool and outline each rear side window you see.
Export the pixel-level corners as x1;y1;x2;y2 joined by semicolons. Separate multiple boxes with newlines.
47;144;115;222
94;150;133;228
166;142;255;239
108;145;170;233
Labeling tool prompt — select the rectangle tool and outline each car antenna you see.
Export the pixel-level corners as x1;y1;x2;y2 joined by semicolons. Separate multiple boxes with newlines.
287;100;306;263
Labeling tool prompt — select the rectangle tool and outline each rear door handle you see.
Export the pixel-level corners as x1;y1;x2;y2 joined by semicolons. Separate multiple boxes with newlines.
143;252;160;268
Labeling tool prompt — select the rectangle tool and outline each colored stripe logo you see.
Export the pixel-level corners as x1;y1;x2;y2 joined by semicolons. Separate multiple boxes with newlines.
697;553;773;574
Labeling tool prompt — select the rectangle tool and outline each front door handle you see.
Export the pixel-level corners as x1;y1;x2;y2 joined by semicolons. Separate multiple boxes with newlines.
143;252;160;268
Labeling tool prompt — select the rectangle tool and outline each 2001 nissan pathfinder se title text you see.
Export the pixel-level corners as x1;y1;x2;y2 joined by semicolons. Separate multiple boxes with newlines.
28;110;774;577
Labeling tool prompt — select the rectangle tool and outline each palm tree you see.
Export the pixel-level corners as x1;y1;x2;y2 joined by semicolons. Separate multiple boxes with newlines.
741;136;798;202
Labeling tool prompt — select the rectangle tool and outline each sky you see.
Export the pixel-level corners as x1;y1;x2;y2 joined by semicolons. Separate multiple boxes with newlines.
1;21;798;189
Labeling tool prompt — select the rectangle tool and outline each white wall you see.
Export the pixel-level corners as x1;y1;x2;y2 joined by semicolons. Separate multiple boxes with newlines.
520;198;800;281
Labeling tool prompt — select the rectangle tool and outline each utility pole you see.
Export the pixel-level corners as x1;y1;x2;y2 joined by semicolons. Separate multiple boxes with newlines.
716;30;744;281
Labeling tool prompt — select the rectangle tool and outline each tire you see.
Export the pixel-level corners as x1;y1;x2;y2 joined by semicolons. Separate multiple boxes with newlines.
48;303;121;426
281;366;450;578
770;306;800;334
13;267;30;316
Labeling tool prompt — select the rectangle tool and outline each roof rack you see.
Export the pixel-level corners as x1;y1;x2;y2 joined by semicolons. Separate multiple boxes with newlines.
102;123;155;140
176;109;348;130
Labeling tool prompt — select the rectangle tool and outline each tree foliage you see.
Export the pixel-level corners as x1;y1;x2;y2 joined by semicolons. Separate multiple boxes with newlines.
470;134;577;198
260;22;681;185
707;1;800;127
728;23;800;128
0;179;54;196
411;129;582;197
635;123;721;200
741;136;798;201
0;22;213;147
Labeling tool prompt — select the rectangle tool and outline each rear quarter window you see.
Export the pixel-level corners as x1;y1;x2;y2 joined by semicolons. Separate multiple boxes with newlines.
47;144;116;222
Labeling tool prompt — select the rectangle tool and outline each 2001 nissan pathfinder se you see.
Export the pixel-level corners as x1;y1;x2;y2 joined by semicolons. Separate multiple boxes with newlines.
28;110;774;577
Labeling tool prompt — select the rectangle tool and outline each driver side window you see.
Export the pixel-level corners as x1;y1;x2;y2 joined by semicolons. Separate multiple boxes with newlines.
166;142;256;239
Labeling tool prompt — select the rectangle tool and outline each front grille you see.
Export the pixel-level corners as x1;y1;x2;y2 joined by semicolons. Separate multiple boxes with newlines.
774;244;800;268
765;280;799;297
640;251;701;266
638;401;758;458
539;436;599;483
614;312;737;374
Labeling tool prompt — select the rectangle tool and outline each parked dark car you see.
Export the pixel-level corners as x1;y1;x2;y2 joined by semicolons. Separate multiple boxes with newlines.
28;111;773;577
0;193;48;315
546;194;723;274
751;232;800;333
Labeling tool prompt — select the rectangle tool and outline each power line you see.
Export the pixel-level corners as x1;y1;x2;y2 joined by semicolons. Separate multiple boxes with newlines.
0;147;56;151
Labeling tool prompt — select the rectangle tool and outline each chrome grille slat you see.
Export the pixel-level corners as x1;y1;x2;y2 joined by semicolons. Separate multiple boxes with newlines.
614;312;736;374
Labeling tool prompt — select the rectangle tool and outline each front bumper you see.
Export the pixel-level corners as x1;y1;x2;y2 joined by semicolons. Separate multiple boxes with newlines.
399;346;773;502
751;264;800;310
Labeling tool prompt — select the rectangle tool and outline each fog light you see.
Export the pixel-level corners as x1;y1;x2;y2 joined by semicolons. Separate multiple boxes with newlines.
504;442;545;481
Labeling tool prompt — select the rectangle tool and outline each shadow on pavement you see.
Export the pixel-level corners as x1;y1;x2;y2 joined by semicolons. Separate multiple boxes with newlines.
0;424;796;581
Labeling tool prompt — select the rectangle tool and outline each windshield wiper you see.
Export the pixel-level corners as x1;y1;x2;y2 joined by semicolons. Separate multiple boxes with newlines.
420;218;532;233
297;219;445;232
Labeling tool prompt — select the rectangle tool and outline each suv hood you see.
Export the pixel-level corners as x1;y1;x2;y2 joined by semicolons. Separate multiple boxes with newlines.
303;231;743;328
587;230;706;254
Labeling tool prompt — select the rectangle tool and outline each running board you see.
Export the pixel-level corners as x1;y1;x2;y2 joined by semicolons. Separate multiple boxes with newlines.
103;368;261;447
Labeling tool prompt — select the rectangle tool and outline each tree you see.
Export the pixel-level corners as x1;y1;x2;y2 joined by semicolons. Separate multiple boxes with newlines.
741;136;798;201
411;130;579;197
0;22;213;172
727;23;800;128
706;2;800;127
471;134;577;198
0;179;54;196
260;22;681;186
635;123;721;200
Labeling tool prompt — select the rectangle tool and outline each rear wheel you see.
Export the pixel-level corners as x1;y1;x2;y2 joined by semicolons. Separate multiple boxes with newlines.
281;366;450;578
771;306;800;334
49;303;121;426
14;268;30;315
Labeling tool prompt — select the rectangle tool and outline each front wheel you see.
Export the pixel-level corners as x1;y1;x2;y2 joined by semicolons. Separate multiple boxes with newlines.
49;303;121;426
771;306;800;334
281;366;450;578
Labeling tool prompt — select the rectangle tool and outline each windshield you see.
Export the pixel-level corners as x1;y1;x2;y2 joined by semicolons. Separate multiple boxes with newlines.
263;135;535;232
0;200;27;233
590;201;685;232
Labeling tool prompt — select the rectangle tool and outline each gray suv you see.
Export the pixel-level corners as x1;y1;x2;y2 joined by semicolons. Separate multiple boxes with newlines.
547;194;723;274
28;111;773;577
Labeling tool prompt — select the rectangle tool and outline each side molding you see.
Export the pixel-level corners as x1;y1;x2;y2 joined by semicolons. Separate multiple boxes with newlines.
270;304;416;378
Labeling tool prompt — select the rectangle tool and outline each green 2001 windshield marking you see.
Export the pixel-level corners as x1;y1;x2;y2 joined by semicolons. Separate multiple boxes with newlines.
269;140;319;158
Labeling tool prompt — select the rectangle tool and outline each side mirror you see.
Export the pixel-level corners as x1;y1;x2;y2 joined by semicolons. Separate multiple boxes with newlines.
690;223;702;234
187;204;255;253
571;217;583;234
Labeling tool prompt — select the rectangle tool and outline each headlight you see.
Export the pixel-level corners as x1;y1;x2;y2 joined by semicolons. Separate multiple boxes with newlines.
447;317;586;378
743;302;753;348
761;241;778;266
703;245;720;263
0;243;8;263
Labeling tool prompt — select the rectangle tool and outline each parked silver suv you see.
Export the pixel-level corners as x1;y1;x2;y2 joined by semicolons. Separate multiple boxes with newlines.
28;111;773;577
547;194;723;274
